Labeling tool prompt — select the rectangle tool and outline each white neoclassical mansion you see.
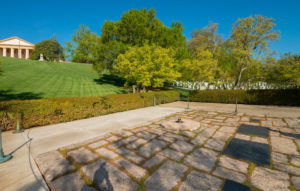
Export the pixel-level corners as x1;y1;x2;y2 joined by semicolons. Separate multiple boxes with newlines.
0;36;34;59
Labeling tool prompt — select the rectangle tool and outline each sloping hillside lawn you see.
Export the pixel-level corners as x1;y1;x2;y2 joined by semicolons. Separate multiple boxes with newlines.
0;57;127;100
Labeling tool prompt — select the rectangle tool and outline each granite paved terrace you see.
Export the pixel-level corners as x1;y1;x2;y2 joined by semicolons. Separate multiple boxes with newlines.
34;110;300;191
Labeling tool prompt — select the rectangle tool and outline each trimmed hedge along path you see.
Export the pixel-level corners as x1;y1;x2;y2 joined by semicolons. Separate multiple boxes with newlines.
189;89;300;106
2;89;300;131
0;91;180;131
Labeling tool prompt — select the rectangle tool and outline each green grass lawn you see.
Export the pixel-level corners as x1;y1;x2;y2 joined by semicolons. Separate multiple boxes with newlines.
0;56;128;100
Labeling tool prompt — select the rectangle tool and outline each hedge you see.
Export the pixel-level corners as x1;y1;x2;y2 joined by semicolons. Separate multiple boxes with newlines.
189;89;300;106
0;90;180;131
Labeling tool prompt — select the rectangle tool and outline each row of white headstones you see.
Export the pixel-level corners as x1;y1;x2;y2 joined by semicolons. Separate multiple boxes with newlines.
172;80;295;90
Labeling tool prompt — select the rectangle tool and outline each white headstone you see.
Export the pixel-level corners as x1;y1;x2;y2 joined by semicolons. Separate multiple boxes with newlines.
39;54;44;61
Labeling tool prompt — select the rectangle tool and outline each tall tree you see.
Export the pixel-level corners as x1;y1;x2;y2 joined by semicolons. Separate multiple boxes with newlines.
183;22;221;83
181;49;218;83
113;44;181;89
30;37;64;61
65;24;97;63
188;22;221;58
92;39;128;76
227;15;279;88
266;53;300;87
92;8;187;75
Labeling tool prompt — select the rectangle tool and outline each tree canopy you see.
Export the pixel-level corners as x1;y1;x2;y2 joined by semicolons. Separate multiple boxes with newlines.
30;37;64;61
65;24;97;63
227;15;280;88
65;10;299;90
266;53;300;87
114;44;180;88
66;9;187;75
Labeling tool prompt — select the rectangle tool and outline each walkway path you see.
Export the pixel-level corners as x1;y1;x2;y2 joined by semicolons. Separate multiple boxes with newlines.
0;102;299;191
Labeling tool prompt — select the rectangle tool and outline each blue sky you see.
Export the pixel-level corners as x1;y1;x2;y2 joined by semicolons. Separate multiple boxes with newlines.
1;0;299;55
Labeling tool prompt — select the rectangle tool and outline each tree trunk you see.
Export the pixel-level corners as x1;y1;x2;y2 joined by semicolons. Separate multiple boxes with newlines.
234;64;246;89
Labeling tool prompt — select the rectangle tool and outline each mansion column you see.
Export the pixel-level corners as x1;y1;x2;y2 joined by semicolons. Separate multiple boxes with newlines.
25;49;29;59
18;48;22;58
11;48;14;57
3;48;6;56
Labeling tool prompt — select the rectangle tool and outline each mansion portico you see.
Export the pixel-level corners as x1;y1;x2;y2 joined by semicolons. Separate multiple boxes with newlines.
0;36;34;59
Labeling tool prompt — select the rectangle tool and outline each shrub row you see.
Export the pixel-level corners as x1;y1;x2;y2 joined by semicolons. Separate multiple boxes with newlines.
0;90;180;131
189;89;300;106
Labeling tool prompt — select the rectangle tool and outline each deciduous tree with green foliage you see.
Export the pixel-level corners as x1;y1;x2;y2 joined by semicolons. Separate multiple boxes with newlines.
182;22;221;84
30;37;64;61
92;40;128;76
65;24;97;63
92;8;187;75
188;22;221;58
113;44;181;90
266;53;300;87
181;49;218;83
227;15;280;88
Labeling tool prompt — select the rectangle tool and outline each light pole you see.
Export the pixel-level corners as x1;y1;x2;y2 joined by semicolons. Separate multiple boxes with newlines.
0;128;12;163
186;97;190;110
13;110;24;134
234;98;238;113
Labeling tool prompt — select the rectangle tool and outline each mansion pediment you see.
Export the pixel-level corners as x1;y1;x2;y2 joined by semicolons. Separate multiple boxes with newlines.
0;36;34;47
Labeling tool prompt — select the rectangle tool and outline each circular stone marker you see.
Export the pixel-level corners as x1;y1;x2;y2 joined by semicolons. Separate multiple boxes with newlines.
160;118;200;131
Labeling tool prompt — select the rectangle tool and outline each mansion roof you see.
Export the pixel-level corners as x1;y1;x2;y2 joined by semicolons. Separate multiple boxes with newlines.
0;36;34;47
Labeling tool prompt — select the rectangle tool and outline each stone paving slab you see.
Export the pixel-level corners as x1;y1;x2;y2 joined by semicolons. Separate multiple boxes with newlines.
115;158;147;180
107;135;121;142
48;172;96;191
81;158;139;191
95;148;118;160
212;131;232;142
145;160;188;191
290;155;300;166
34;110;300;191
108;136;138;149
160;148;184;161
213;166;247;183
271;136;299;155
143;155;166;168
218;155;249;174
219;126;237;134
116;147;144;163
67;148;98;163
272;152;289;164
235;133;251;141
292;176;300;190
179;171;223;191
88;140;108;149
191;134;208;145
184;148;219;172
126;138;147;149
251;167;290;191
170;140;194;153
252;136;268;144
274;162;300;176
35;151;75;182
138;139;168;158
136;131;156;140
205;138;226;151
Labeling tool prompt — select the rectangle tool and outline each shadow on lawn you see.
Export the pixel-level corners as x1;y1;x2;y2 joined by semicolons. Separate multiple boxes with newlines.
94;74;126;87
0;90;43;101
